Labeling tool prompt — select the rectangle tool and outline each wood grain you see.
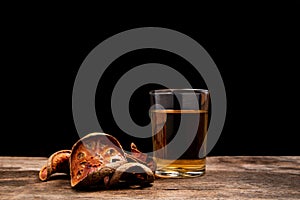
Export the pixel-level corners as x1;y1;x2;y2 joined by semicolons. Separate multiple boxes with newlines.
0;156;299;200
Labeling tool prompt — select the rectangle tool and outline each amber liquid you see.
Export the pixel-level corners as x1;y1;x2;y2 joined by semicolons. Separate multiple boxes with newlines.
151;110;208;178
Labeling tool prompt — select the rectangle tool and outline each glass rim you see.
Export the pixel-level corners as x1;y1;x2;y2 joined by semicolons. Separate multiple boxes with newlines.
149;88;209;95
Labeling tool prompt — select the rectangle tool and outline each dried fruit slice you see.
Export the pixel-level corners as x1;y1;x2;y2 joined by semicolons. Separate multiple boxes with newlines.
69;132;127;188
127;143;157;173
39;150;71;181
109;162;154;188
130;143;148;162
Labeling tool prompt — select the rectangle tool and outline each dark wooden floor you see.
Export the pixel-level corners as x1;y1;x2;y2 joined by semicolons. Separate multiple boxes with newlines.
0;156;299;199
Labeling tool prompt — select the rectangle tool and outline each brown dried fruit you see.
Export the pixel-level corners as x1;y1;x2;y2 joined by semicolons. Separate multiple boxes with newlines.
128;142;157;173
109;162;154;187
39;132;155;189
39;150;71;181
69;132;127;188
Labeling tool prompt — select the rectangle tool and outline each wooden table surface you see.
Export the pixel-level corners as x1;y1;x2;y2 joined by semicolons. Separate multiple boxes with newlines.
0;156;299;200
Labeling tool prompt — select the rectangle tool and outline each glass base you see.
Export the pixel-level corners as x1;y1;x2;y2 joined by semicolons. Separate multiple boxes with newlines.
155;168;205;178
153;158;206;178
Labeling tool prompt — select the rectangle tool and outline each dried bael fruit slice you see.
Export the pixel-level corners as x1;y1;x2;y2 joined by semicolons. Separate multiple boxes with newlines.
109;162;155;188
128;142;157;173
39;150;71;181
39;132;155;189
69;132;127;188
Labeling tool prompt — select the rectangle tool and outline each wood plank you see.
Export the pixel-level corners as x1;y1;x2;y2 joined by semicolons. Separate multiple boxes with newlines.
0;156;299;200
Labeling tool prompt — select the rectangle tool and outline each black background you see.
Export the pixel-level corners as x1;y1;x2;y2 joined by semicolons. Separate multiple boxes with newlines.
1;5;299;157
